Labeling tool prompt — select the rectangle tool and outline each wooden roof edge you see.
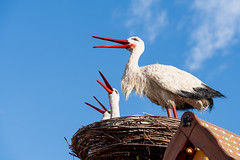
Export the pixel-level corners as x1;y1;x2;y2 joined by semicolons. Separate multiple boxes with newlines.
199;118;240;138
163;111;234;160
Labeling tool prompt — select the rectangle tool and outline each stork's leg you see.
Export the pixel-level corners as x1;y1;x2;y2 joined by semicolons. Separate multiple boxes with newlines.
166;108;172;118
172;104;178;119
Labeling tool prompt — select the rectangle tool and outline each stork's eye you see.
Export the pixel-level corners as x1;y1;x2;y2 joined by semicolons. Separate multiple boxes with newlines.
115;90;118;94
132;38;139;41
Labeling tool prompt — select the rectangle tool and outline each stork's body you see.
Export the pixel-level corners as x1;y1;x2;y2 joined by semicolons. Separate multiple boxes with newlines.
122;63;218;111
93;36;225;118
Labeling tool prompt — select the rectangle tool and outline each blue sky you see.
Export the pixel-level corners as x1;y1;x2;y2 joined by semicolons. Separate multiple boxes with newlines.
1;0;240;159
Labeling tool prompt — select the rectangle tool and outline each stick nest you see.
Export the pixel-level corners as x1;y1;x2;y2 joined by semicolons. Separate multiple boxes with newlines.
70;115;180;160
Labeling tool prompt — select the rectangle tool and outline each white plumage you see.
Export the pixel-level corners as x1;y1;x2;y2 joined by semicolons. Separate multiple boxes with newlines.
102;111;111;120
108;88;120;118
93;36;225;118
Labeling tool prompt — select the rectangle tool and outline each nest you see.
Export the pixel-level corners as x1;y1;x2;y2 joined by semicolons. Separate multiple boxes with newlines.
70;115;180;160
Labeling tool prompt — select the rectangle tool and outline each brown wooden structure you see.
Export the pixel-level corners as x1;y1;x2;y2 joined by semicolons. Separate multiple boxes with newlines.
163;111;240;160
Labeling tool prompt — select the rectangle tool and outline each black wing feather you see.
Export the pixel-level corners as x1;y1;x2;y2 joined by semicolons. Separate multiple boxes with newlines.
177;84;225;110
178;83;225;99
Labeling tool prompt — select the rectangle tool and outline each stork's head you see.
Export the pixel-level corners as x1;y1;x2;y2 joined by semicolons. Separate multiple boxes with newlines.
108;88;120;104
126;36;144;53
93;36;145;54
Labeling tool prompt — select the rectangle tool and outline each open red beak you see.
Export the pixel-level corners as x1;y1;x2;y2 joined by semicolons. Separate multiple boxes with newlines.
97;71;113;94
85;102;105;114
93;96;108;111
92;36;130;48
85;96;108;114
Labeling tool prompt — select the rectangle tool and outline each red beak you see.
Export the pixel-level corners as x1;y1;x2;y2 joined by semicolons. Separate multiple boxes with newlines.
85;102;105;114
97;71;113;94
93;96;108;111
92;36;130;48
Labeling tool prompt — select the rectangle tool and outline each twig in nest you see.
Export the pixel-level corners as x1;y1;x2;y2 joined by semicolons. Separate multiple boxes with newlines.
142;112;154;116
64;137;71;148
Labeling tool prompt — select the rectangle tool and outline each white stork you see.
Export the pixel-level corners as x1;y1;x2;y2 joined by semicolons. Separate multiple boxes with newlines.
97;71;120;118
93;36;225;119
85;96;111;120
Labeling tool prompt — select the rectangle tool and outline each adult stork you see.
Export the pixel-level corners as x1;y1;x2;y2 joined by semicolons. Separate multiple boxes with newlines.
85;96;110;120
97;71;120;118
92;36;225;119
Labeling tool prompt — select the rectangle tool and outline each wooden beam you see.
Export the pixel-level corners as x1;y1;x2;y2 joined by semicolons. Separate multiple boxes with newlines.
163;129;188;160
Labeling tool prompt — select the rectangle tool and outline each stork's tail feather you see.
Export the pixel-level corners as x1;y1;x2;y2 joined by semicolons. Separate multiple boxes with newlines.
199;84;225;98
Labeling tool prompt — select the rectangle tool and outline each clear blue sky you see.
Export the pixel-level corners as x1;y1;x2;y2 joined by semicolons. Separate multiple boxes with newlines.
1;0;240;160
